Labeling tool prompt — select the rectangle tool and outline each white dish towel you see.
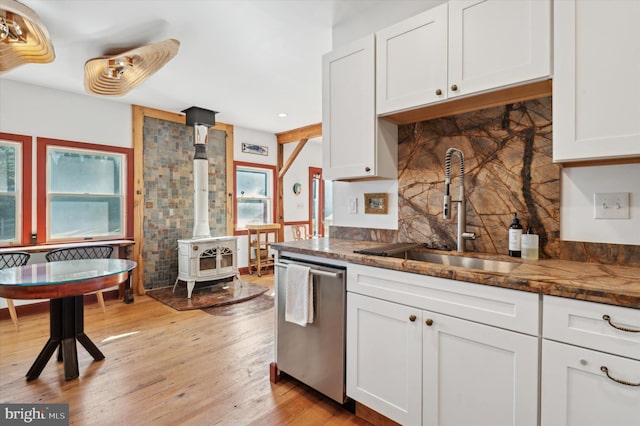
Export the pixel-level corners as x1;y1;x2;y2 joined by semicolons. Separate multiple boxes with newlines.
285;264;314;327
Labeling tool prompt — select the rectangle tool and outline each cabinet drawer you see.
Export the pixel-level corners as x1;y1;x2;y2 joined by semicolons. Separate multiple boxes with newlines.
347;263;538;335
543;295;640;360
541;340;640;426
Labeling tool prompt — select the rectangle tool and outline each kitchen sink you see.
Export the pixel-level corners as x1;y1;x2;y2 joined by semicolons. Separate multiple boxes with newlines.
388;250;520;273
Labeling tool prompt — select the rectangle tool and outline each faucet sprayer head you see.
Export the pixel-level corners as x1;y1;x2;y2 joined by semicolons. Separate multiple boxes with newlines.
443;194;451;219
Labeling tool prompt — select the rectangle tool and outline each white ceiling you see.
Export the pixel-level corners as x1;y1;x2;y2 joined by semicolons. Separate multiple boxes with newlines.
2;0;388;134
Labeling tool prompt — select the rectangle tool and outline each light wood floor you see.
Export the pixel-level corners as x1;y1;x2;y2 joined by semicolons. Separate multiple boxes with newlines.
0;274;370;426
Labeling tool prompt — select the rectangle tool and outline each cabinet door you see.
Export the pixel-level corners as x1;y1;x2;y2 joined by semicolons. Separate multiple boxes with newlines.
448;0;551;99
423;311;538;426
542;340;640;426
347;292;422;426
322;35;376;180
376;3;448;114
553;0;640;162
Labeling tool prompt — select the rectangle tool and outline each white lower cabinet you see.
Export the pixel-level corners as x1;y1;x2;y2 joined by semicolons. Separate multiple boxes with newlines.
346;264;539;426
541;340;640;426
541;295;640;426
423;311;538;426
347;292;422;425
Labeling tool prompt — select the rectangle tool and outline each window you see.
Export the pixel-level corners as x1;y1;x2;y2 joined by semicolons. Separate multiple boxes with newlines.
0;133;31;246
234;162;276;232
37;138;133;243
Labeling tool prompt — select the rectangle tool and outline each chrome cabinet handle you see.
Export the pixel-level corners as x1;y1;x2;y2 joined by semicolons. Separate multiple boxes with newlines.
600;366;640;387
602;315;640;333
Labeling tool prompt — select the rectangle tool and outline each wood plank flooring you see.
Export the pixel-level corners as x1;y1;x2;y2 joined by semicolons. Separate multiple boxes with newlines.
0;274;370;426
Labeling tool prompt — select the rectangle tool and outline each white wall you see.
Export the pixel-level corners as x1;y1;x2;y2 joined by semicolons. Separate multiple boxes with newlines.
233;126;277;165
283;139;322;223
0;79;132;148
333;179;399;230
561;165;640;245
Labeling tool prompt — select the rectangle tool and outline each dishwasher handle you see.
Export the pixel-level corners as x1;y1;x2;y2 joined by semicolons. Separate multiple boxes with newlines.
275;262;343;279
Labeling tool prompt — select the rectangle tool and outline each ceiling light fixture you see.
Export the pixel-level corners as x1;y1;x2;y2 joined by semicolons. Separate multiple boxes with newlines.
0;0;55;74
107;56;133;79
278;113;288;118
84;38;180;96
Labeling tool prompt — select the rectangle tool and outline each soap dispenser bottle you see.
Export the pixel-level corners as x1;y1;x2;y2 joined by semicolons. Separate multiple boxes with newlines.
508;213;523;257
521;226;539;260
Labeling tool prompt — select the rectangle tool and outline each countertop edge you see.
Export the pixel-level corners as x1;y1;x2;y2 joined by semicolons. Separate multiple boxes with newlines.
272;240;640;309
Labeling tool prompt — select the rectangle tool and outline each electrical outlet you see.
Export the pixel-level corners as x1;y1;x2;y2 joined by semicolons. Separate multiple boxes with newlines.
594;192;630;219
348;198;357;214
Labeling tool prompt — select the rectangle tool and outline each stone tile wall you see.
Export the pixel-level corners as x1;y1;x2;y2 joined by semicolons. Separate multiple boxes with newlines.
143;117;227;288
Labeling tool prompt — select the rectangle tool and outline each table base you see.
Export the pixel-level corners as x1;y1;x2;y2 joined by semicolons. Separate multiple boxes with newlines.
26;296;104;381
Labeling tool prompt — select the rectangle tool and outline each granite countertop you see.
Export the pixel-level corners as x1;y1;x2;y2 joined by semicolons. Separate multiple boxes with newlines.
271;238;640;309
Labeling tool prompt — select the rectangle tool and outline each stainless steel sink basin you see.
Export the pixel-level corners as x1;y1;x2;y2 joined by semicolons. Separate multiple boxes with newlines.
389;250;520;273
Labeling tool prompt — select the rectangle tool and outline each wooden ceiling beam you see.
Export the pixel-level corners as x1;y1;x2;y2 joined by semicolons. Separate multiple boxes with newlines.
276;123;322;144
278;138;308;179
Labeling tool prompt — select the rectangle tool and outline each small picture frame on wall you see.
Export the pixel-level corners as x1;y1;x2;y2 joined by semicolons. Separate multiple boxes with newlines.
364;193;388;214
241;143;268;156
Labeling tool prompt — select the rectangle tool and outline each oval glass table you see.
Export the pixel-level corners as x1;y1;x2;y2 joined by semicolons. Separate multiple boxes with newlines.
0;258;137;381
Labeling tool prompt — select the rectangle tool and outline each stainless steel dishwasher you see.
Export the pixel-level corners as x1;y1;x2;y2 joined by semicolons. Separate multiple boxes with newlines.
274;254;347;404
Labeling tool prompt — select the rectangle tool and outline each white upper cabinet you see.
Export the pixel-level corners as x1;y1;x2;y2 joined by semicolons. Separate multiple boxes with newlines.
377;0;552;115
322;35;398;181
376;4;448;114
553;0;640;162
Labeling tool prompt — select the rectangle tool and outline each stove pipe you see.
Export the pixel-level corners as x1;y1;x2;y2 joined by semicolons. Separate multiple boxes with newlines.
183;107;218;238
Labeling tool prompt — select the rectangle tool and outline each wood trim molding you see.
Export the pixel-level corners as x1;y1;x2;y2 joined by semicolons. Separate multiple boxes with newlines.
0;132;32;246
132;105;146;295
277;144;285;241
382;79;552;125
276;122;322;144
215;122;235;236
138;106;186;124
558;157;640;168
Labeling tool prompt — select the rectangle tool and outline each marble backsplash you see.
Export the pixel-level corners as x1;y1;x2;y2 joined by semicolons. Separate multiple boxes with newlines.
330;96;640;266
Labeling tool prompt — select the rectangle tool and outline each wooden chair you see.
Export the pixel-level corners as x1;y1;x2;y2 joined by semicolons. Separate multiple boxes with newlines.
292;224;312;241
45;245;114;313
0;252;31;329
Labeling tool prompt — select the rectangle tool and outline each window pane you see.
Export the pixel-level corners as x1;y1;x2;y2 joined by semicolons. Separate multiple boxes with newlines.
237;170;267;197
49;195;122;239
237;199;270;228
0;143;19;243
0;145;17;192
49;149;122;195
0;195;16;242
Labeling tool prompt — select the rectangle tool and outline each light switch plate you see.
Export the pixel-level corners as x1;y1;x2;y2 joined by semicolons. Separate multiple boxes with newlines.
594;192;630;219
348;198;357;214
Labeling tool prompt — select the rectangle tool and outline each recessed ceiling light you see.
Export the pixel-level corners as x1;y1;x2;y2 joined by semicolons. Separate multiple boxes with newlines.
278;112;288;118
